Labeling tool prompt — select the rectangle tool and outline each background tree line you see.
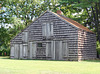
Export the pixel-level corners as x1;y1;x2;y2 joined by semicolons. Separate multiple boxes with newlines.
0;0;100;56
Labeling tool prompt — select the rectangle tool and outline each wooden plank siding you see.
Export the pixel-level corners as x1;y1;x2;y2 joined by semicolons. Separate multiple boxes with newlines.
10;11;96;61
78;29;97;60
27;11;79;60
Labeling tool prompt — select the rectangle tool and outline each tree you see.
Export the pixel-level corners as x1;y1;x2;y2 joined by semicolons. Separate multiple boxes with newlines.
58;0;100;42
0;0;59;55
0;26;10;50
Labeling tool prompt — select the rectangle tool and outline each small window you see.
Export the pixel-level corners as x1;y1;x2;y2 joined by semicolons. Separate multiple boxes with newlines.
22;32;28;42
42;22;53;37
37;43;42;47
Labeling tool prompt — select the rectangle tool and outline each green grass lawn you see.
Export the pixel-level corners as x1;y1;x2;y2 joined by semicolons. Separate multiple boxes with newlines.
0;57;100;74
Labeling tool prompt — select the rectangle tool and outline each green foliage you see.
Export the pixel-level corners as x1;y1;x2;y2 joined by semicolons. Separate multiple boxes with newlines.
0;27;10;49
0;0;100;56
96;41;100;54
0;48;9;56
59;0;100;42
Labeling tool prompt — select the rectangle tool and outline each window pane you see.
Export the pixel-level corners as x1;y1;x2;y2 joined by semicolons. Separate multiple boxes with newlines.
37;43;42;47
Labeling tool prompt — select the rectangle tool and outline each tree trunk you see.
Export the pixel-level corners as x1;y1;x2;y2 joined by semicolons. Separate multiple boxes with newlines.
91;6;99;41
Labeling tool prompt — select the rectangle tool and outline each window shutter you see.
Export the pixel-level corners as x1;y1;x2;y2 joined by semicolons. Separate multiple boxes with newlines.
32;43;36;57
42;25;44;36
23;44;28;57
25;32;28;42
14;44;19;58
22;33;24;41
23;45;26;57
19;44;23;59
11;45;14;57
22;32;28;42
50;22;53;36
46;23;50;37
46;42;51;57
29;42;33;59
42;23;46;36
62;42;68;57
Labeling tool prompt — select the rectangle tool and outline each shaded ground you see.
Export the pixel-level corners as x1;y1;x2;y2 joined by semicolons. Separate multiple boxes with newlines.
0;56;100;74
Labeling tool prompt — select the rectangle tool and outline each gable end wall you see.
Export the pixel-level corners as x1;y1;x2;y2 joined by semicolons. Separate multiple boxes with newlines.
28;11;79;60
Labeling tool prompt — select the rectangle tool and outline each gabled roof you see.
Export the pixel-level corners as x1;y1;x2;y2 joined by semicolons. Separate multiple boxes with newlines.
51;11;93;33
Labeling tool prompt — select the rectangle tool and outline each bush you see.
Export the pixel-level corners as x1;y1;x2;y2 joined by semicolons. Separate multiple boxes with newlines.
0;49;6;56
96;41;100;54
0;47;10;56
6;48;10;56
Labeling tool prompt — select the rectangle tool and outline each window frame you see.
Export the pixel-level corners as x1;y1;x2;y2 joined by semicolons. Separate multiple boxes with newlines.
37;43;43;47
42;22;53;37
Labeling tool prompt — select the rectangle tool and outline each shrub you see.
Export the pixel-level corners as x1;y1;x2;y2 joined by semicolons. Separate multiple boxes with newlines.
0;47;10;56
6;47;10;56
96;41;100;54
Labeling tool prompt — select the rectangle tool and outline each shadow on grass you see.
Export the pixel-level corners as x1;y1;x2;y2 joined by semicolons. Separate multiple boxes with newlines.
0;56;72;62
1;56;100;63
0;56;10;59
84;59;100;63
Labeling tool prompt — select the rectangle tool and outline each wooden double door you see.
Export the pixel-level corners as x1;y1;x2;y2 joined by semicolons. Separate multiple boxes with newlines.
45;40;68;60
29;40;68;60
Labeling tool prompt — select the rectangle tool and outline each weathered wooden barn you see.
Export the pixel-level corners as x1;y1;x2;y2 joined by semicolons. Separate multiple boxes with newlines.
10;10;97;61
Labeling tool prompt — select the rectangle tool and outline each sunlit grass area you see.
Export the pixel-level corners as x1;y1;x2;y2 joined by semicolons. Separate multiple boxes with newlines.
0;56;100;74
